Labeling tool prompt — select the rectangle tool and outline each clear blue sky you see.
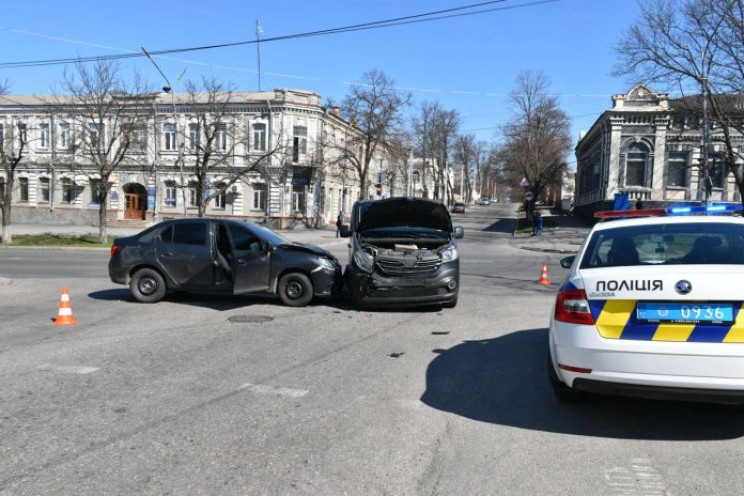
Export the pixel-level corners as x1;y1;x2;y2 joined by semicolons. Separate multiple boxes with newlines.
0;0;645;167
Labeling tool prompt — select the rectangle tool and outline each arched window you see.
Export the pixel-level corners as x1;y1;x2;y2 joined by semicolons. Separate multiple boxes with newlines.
625;142;649;187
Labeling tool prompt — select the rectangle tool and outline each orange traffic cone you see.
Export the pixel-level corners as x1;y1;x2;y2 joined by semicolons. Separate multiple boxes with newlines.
537;262;551;285
53;286;78;326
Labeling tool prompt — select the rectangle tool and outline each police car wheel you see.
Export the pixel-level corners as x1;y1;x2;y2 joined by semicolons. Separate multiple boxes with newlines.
547;352;584;402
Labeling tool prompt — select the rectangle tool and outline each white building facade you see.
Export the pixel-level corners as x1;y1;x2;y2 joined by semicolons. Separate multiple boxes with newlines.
0;88;392;229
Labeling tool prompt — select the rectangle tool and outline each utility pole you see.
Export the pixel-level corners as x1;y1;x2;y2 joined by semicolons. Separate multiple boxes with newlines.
256;19;263;91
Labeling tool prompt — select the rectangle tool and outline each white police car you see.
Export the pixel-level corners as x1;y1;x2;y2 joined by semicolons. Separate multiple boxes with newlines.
549;205;744;403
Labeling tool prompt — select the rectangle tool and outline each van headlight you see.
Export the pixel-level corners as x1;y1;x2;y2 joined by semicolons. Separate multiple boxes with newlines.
353;240;375;273
441;244;458;262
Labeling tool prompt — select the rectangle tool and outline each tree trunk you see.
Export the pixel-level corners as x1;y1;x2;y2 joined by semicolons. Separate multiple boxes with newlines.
98;191;108;245
2;183;13;244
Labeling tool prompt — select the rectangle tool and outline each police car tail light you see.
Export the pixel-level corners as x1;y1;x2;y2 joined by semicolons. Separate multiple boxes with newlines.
555;289;594;325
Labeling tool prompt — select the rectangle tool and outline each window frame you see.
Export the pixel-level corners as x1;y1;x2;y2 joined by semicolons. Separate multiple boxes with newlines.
252;122;267;152
39;177;50;203
164;123;177;151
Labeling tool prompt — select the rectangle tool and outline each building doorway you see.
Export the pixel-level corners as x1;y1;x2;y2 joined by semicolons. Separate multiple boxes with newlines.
124;183;147;220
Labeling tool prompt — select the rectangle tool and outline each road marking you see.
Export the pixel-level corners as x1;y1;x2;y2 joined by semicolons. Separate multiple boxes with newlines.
38;364;99;375
604;457;669;496
239;382;308;398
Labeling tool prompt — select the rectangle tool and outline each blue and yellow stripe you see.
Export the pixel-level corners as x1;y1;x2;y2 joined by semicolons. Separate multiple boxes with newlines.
588;300;744;343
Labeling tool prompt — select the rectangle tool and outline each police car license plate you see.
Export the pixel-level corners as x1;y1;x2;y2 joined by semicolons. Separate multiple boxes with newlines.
636;302;734;324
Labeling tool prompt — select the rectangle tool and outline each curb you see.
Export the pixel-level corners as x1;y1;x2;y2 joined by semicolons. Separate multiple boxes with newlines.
0;245;110;251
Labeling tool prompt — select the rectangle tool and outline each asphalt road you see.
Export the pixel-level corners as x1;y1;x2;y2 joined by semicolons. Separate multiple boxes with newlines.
1;204;743;496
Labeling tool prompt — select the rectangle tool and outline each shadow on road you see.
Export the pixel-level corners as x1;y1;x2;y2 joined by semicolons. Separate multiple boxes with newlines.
420;328;744;441
88;288;277;311
482;218;518;234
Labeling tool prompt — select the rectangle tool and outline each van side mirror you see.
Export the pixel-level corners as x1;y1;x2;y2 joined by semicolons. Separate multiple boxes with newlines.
339;225;350;238
560;256;575;269
454;226;464;239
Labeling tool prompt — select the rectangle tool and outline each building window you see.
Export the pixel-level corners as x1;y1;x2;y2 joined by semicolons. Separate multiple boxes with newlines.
0;124;4;150
89;179;105;205
188;123;199;151
215;124;227;151
0;177;5;199
59;123;70;150
293;125;307;162
18;177;29;202
252;185;266;210
17;123;28;147
164;123;177;151
625;143;648;187
39;177;50;203
292;184;306;212
125;125;147;152
213;183;226;209
709;153;727;189
62;178;74;203
89;123;104;151
666;152;688;187
188;182;198;207
165;181;177;206
39;123;50;149
252;123;266;152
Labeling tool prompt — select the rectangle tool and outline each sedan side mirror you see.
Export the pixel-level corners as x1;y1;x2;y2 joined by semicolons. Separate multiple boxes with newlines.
339;225;350;238
560;256;575;269
454;226;464;239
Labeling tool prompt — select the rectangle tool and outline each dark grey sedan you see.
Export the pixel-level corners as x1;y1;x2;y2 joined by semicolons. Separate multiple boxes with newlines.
109;218;342;307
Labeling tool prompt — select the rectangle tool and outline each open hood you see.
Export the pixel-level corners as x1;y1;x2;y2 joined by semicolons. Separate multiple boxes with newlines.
357;198;453;233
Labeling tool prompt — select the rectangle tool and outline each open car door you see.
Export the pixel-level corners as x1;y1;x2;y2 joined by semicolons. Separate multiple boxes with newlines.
225;223;270;293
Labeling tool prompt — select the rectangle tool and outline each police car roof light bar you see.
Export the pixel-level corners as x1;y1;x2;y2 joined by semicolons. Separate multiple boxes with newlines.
594;204;743;220
594;209;666;219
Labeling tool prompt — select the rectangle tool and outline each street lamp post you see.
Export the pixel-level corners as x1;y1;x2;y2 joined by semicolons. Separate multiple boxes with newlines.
141;47;187;218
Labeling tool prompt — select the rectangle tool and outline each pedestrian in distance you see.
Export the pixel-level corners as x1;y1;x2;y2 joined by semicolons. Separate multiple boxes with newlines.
336;211;344;238
532;209;540;236
537;211;544;237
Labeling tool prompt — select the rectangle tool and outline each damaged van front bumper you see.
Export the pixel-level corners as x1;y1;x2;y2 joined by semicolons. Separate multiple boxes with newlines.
346;261;459;307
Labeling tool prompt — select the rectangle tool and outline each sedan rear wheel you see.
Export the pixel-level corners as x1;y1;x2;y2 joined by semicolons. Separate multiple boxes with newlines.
278;272;313;307
130;268;167;303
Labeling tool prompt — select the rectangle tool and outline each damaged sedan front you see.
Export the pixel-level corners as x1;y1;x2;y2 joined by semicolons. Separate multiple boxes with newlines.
341;198;464;310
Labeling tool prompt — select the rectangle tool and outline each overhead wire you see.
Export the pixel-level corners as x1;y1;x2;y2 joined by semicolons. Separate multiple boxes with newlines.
0;0;558;69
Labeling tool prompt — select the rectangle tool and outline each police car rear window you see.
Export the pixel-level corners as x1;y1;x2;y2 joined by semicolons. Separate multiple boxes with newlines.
580;222;744;268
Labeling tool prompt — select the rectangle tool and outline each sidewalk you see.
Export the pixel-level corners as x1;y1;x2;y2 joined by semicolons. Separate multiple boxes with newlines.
512;212;592;254
7;223;346;249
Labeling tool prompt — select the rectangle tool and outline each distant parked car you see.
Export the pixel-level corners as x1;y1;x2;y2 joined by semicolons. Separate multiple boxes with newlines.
452;202;466;214
478;197;491;205
109;218;342;307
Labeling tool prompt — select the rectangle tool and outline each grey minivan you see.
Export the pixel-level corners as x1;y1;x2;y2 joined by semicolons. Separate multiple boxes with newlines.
341;197;464;309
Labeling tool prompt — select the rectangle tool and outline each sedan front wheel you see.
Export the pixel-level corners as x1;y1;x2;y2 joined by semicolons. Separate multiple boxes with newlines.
278;272;314;307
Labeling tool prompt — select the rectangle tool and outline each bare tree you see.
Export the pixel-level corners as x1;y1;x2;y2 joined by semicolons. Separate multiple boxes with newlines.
501;71;572;209
341;70;410;200
454;134;478;203
412;102;460;203
0;87;29;244
58;60;150;244
181;77;285;217
615;0;744;203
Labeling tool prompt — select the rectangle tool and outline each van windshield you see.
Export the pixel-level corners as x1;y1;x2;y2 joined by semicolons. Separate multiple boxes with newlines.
580;222;744;268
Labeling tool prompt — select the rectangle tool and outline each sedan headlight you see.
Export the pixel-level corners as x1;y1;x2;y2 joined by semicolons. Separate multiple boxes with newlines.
353;240;375;273
316;257;338;271
440;244;458;262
